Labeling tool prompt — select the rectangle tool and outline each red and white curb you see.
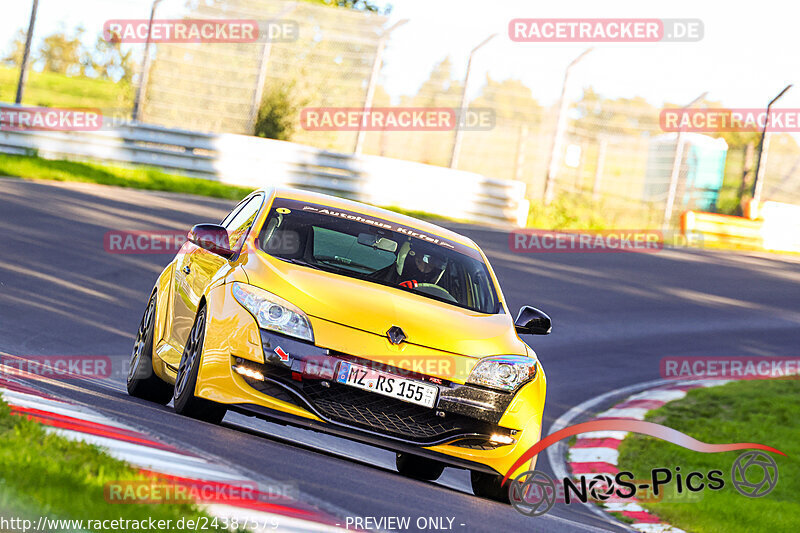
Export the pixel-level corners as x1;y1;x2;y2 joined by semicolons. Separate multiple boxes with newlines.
0;378;346;532
565;379;731;533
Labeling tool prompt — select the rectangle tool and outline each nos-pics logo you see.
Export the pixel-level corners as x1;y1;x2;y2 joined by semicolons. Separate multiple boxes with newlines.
510;450;779;517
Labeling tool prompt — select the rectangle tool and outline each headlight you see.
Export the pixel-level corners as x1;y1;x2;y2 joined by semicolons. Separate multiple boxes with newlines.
467;355;538;392
232;282;314;342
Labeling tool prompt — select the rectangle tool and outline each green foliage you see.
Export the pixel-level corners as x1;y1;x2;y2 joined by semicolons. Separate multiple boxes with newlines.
253;83;305;141
37;26;86;76
574;87;662;137
403;57;463;108
0;154;450;222
472;75;542;124
2;28;26;67
86;33;134;83
2;25;134;83
305;0;392;14
0;394;231;532
0;65;132;109
0;154;253;200
527;195;608;230
617;379;800;533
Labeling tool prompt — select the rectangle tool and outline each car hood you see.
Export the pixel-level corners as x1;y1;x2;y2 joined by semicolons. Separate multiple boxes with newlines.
242;253;525;357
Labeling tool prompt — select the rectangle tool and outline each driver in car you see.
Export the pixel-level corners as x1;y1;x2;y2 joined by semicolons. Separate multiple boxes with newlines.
398;245;446;288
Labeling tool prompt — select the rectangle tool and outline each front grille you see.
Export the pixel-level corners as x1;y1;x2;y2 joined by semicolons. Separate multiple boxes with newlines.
450;438;506;450
238;337;504;445
298;380;490;443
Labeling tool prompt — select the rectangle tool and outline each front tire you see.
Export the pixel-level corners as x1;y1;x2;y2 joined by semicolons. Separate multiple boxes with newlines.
173;306;227;424
127;293;173;404
395;453;445;481
471;471;510;503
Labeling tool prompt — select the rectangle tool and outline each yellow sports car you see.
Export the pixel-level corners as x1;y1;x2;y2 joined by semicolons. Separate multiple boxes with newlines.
127;187;550;501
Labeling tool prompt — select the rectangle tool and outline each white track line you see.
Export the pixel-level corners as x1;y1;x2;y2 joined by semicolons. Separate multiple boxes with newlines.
44;428;245;482
1;386;347;531
625;389;687;403
595;407;650;420
553;379;733;532
567;447;620;464
546;378;679;531
576;431;630;440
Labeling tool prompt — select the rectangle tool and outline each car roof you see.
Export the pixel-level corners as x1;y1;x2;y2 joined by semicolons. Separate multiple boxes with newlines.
259;186;481;252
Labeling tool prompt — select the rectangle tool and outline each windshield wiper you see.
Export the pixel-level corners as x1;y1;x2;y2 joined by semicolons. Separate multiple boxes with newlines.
274;257;324;270
314;255;376;271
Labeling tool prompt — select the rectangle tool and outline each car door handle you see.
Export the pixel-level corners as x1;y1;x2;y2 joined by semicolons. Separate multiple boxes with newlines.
182;265;191;275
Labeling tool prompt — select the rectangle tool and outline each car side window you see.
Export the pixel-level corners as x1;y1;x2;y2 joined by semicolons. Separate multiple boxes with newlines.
220;199;247;227
222;195;263;251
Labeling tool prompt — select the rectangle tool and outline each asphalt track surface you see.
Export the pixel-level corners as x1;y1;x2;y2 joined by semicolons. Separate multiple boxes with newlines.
2;177;799;532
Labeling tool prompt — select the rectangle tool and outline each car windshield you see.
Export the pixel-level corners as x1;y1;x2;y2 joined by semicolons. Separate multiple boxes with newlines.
258;199;501;314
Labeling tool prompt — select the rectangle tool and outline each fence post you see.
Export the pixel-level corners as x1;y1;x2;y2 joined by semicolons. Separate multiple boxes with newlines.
592;137;607;202
132;0;163;121
514;123;529;183
543;48;593;205
575;141;586;191
737;142;755;213
14;0;39;104
248;3;298;134
662;92;707;230
752;84;792;206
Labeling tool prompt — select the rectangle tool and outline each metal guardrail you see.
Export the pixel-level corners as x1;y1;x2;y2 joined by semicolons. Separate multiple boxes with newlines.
0;115;529;227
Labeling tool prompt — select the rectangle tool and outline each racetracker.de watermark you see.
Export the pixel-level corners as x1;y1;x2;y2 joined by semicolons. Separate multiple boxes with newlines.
299;107;496;131
289;354;473;383
104;479;296;504
509;230;664;253
105;230;194;254
104;229;303;255
0;106;102;131
509;18;703;42
661;108;800;132
661;356;800;380
0;355;112;380
103;19;299;43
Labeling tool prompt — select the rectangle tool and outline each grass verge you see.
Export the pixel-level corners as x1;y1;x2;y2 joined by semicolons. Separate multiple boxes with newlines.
4;153;784;243
0;393;234;532
0;153;460;222
617;379;799;533
526;193;663;230
0;153;252;201
0;66;132;110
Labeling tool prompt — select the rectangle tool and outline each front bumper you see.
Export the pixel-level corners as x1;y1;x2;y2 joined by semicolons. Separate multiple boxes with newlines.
194;283;546;478
245;330;518;445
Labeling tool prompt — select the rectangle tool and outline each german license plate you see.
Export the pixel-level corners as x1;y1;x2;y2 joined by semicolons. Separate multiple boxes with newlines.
335;362;438;408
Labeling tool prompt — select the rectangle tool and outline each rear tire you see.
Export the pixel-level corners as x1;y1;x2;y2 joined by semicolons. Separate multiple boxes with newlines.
127;293;173;404
173;306;227;424
471;471;510;503
395;453;445;481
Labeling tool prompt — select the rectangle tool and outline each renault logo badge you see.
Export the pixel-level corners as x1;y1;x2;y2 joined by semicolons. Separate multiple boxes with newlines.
387;326;407;345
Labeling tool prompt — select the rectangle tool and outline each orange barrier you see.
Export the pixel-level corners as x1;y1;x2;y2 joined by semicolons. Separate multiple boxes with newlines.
682;200;800;253
681;211;763;249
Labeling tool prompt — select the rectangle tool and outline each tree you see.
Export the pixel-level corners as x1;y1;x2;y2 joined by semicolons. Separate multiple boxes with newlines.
573;87;662;137
2;29;26;67
405;57;463;108
307;0;392;14
37;26;86;75
87;32;134;83
472;75;542;124
253;82;307;140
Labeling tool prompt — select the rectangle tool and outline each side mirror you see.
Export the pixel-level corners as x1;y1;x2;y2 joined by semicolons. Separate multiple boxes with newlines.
514;306;552;335
188;224;234;259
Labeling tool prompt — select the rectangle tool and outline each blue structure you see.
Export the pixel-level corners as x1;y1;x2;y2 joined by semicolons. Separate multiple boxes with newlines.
644;133;728;211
